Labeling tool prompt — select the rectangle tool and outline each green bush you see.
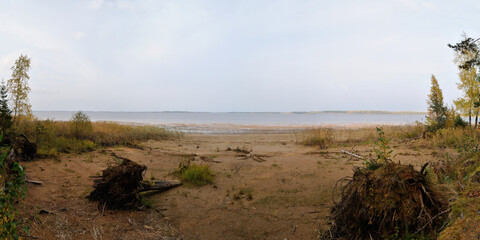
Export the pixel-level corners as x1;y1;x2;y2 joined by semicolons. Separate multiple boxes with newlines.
0;134;27;239
71;111;93;139
174;159;214;187
454;116;468;128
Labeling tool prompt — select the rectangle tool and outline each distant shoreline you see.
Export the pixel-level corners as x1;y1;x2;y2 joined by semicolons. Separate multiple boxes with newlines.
33;111;425;134
32;110;427;115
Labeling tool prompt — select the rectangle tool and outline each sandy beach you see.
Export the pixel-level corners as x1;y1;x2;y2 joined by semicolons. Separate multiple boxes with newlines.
18;126;434;239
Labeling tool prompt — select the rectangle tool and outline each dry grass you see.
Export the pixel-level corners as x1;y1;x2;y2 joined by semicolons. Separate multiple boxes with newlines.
425;128;480;149
297;124;425;147
296;128;334;148
16;119;182;157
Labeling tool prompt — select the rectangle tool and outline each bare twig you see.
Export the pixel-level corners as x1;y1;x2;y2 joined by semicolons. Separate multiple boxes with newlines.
101;202;106;216
414;209;450;234
341;150;364;160
420;162;429;175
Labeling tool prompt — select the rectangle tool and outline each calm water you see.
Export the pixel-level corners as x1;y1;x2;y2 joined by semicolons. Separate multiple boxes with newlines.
33;111;426;134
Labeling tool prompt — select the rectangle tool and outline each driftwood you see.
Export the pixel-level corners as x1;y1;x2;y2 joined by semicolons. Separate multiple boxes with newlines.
236;153;267;162
139;180;182;192
26;180;43;185
197;156;222;163
227;146;251;154
341;150;364;160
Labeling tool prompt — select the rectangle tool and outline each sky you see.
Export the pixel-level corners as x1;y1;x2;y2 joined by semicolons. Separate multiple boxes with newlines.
0;0;479;112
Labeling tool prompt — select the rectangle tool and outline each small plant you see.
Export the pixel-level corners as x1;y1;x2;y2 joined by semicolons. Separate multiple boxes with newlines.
231;188;253;201
174;158;214;187
364;127;392;170
373;127;392;163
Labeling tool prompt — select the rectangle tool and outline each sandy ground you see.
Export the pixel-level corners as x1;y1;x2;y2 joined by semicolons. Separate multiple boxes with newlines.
17;132;436;240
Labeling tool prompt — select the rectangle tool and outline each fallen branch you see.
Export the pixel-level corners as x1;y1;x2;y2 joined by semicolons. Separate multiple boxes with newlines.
236;154;267;162
26;180;43;185
341;150;364;160
139;180;182;192
198;156;221;163
109;150;131;162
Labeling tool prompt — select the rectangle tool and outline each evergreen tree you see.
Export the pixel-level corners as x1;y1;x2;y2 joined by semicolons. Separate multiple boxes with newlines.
0;80;12;134
427;75;447;131
7;54;32;122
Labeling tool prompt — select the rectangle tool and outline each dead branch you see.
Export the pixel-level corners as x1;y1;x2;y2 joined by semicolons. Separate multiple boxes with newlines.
420;162;429;175
139;180;182;192
341;150;364;160
26;180;42;185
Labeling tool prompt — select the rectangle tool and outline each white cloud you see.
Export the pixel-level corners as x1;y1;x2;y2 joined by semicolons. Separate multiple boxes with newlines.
421;2;437;11
73;32;85;40
88;0;104;10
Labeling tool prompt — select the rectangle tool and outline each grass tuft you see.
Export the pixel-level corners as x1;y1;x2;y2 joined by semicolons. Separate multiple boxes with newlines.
174;159;214;187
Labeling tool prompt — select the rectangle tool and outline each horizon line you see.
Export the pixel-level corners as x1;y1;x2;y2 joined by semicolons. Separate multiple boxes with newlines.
32;110;428;114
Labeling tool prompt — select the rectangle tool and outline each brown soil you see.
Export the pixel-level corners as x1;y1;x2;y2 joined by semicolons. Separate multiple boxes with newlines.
17;132;437;239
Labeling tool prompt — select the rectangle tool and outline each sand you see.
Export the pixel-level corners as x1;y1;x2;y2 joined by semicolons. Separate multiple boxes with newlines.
17;130;434;239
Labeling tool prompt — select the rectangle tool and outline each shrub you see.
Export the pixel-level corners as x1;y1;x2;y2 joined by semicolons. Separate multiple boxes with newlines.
0;134;27;239
454;116;468;128
174;158;214;187
71;111;93;139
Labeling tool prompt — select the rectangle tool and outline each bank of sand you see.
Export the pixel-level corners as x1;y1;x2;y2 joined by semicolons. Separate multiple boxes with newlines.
18;127;433;239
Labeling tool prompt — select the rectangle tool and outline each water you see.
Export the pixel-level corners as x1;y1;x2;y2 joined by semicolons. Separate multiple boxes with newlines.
33;111;426;134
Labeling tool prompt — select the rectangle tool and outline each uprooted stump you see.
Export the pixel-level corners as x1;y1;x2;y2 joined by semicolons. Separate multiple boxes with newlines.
325;162;448;240
15;134;37;161
88;157;181;210
88;159;147;209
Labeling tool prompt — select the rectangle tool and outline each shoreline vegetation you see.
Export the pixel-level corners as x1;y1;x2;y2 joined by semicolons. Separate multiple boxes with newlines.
11;121;480;239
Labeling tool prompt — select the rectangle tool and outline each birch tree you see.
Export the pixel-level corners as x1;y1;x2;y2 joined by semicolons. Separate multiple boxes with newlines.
7;54;32;122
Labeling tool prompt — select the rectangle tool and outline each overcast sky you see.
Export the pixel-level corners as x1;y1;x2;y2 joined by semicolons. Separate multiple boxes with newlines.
0;0;479;112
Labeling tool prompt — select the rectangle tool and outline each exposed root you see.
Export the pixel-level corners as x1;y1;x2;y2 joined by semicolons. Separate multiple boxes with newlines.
325;162;448;239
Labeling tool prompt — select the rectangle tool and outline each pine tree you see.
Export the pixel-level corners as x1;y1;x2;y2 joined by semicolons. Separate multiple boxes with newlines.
7;54;32;122
0;80;12;134
427;75;447;131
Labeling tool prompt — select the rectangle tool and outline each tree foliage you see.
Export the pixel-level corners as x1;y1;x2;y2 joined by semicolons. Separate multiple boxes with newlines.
448;36;480;70
0;134;27;239
71;111;93;139
427;75;447;131
453;50;479;125
0;80;12;134
7;54;32;121
449;34;480;127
